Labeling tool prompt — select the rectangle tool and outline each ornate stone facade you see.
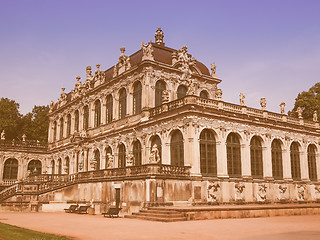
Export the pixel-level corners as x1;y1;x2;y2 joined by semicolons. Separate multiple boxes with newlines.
0;29;319;213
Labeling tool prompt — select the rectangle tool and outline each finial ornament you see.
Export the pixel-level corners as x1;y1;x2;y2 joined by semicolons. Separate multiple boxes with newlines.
297;107;303;119
313;110;318;122
120;47;126;54
280;102;286;114
240;93;245;106
155;27;164;45
211;62;217;77
260;98;267;110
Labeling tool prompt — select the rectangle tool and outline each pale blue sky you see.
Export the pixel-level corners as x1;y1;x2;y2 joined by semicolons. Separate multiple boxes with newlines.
0;0;319;114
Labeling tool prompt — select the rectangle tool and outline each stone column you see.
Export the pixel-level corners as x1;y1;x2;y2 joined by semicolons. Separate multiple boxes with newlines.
185;125;200;175
71;111;75;134
79;108;83;131
241;141;251;178
48;120;53;143
263;140;273;179
162;137;170;165
300;148;309;181
113;94;119;121
90;102;95;128
316;152;320;181
127;91;133;116
282;143;292;180
101;98;107;125
84;148;89;172
216;140;228;178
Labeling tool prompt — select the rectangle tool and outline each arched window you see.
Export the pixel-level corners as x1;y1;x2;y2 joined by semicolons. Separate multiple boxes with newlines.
94;100;101;127
118;144;126;168
133;81;142;114
83;105;89;130
106;95;113;124
94;149;100;170
155;80;166;107
74;110;79;132
170;130;184;166
271;139;283;179
65;156;70;174
200;129;217;176
59;118;64;140
151;135;162;163
3;158;18;179
200;90;209;99
27;160;42;175
226;133;241;177
308;144;317;181
58;158;62;175
66;114;71;137
133;140;142;166
105;146;112;168
290;142;301;180
51;160;55;174
177;85;188;99
53;121;57;141
250;136;263;179
119;88;127;119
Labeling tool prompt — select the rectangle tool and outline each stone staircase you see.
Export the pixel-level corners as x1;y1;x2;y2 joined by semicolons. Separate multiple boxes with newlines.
125;207;187;222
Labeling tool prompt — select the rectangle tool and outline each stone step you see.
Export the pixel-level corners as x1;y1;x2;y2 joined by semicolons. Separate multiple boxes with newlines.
133;212;185;218
125;214;187;222
140;209;183;214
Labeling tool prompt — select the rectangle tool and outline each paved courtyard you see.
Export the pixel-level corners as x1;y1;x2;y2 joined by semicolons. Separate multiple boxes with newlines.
0;212;320;240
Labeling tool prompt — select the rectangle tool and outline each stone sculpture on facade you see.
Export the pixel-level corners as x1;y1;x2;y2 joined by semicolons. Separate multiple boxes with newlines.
297;184;305;201
211;62;217;78
235;183;245;201
280;102;286;114
207;182;220;202
155;27;164;45
162;90;169;103
216;88;222;100
49;101;55;113
239;93;245;106
94;64;105;84
1;130;5;140
297;107;303;119
260;97;267;110
106;153;114;169
278;184;288;201
313;110;318;122
141;41;154;61
256;183;267;202
127;153;134;166
149;144;160;163
22;134;26;142
117;47;131;75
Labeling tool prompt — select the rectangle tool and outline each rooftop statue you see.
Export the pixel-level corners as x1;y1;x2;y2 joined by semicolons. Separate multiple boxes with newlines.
155;27;164;45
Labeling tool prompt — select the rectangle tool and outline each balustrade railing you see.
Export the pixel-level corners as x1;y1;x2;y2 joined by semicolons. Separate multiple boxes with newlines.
0;139;47;150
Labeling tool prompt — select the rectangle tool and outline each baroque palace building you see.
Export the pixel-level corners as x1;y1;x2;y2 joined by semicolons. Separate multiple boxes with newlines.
0;28;320;214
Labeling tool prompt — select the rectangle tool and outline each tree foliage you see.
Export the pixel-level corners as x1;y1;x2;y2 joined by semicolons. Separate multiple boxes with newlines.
0;97;49;142
288;82;320;121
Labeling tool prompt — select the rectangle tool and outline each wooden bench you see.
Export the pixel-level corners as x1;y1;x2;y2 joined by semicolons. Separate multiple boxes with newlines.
102;207;122;218
76;205;90;214
64;204;78;213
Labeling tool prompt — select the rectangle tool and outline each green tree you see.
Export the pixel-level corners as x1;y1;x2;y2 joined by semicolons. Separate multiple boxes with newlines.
288;82;320;121
0;98;22;140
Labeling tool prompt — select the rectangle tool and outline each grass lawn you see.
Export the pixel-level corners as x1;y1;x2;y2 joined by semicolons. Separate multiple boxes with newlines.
0;222;73;240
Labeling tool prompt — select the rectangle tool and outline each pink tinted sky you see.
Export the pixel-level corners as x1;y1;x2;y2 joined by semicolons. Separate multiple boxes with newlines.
0;0;319;114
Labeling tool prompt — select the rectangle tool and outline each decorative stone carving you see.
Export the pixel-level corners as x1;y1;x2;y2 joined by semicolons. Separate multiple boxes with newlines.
260;97;267;110
112;66;117;78
207;182;220;202
297;107;303;119
297;184;306;201
315;186;320;200
78;155;84;171
94;64;105;84
278;184;288;200
149;144;160;163
117;47;131;75
313;110;318;122
141;41;154;61
235;183;245;201
90;157;97;170
60;88;67;106
1;130;5;140
106;153;114;169
80;130;87;139
162;90;169;103
257;183;267;202
239;93;245;106
155;27;164;45
187;79;197;95
216;88;222;100
22;134;26;142
211;62;217;78
127;153;134;166
280;102;286;114
49;100;55;113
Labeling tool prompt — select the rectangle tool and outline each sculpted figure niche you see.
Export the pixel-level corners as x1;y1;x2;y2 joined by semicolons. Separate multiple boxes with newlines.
149;144;160;163
106;153;114;168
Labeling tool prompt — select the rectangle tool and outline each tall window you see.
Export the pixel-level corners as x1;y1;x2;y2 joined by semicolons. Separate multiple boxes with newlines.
271;139;283;179
200;129;217;176
155;80;166;107
290;142;301;180
119;88;127;119
74;110;79;132
65;157;70;174
105;146;112;168
58;158;62;175
27;160;42;175
118;144;126;168
53;121;57;141
51;160;55;174
308;144;317;181
3;158;18;179
250;136;263;179
83;105;89;130
133;140;142;166
177;85;188;99
66;114;71;137
94;149;100;170
59;118;64;140
170;130;184;166
151;135;162;163
226;133;241;177
200;90;209;99
94;100;101;127
106;94;113;124
133;81;142;114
